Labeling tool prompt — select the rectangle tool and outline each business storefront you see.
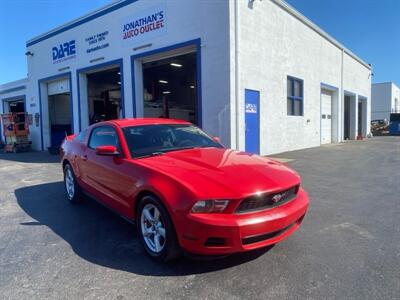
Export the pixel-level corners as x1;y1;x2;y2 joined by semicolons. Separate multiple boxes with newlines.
1;0;372;155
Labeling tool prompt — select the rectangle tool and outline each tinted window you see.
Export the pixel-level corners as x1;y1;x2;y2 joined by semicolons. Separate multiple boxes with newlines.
88;126;119;149
123;124;223;158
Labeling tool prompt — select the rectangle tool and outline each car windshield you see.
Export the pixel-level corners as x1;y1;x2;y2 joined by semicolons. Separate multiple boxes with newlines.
122;124;223;158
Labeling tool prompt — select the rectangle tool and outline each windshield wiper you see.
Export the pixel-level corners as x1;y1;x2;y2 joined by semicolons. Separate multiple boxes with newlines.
133;146;201;159
162;146;198;153
133;151;164;159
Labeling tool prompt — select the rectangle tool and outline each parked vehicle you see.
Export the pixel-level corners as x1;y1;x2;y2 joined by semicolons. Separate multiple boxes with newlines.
60;118;309;261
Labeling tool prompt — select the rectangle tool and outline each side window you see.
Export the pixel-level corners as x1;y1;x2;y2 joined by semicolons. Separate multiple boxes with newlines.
88;126;119;149
287;76;304;116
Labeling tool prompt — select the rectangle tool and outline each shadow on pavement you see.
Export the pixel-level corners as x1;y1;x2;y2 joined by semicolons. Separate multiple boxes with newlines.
0;151;60;164
15;181;272;276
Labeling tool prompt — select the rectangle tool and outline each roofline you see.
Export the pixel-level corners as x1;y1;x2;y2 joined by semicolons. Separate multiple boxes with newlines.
272;0;371;70
0;85;26;95
372;82;399;88
25;0;371;71
26;0;138;47
0;77;28;87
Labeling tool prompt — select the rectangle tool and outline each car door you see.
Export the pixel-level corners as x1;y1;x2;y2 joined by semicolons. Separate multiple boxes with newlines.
79;125;133;213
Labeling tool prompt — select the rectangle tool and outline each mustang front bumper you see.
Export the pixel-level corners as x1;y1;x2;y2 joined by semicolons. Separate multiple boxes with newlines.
178;188;309;255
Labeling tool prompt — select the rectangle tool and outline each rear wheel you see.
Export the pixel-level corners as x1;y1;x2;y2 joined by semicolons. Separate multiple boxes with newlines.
137;195;181;262
63;164;82;203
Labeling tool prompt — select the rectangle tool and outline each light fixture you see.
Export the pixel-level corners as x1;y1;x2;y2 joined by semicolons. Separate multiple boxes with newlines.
90;57;104;63
25;51;34;56
133;43;152;51
117;81;121;85
163;91;171;94
158;80;168;84
170;63;182;68
190;85;195;89
58;66;70;72
117;71;121;75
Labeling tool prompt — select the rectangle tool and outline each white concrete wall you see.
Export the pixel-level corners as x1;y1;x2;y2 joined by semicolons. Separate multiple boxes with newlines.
26;0;231;150
4;0;372;154
392;84;400;114
371;83;400;121
371;83;392;121
232;0;371;155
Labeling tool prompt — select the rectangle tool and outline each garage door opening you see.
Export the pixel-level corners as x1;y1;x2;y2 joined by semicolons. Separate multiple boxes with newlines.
48;92;72;150
344;94;357;140
86;67;122;125
142;52;197;124
7;99;25;113
358;97;367;137
1;98;26;142
344;95;351;140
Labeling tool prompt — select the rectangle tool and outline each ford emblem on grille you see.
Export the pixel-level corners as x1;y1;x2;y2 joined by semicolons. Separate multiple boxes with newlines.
272;191;289;203
236;185;299;214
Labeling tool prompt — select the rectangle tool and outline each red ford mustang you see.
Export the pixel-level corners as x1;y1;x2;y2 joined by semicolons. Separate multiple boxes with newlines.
61;118;309;261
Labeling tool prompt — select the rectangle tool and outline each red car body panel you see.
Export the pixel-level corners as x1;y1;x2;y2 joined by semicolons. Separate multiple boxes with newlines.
61;118;309;255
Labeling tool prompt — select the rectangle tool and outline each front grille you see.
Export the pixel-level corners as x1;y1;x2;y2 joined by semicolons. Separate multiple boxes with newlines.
242;223;294;245
236;185;299;214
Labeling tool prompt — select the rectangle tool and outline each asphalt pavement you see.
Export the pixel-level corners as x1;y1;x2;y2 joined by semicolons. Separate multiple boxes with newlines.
0;136;399;299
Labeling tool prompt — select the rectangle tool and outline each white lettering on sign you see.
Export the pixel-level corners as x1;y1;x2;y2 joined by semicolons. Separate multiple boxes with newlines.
245;103;257;114
121;6;166;45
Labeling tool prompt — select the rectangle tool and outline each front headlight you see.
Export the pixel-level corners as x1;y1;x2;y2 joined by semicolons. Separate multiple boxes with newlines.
191;200;229;213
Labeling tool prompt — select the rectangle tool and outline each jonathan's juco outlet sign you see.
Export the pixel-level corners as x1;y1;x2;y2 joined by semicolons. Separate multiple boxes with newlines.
52;40;76;64
121;6;166;44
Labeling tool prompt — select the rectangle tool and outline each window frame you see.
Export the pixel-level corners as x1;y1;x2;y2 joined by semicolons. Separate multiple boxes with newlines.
287;76;304;116
87;125;122;154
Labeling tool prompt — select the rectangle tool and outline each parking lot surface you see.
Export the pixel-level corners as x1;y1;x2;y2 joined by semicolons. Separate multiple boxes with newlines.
0;137;399;299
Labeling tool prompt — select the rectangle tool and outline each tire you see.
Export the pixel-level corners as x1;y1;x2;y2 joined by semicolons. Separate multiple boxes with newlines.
63;164;82;203
136;195;181;262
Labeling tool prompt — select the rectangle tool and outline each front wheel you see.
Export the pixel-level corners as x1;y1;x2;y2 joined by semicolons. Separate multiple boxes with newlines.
63;164;82;203
137;195;181;262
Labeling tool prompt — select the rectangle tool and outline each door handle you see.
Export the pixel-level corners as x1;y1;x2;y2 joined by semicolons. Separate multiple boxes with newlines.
82;155;88;161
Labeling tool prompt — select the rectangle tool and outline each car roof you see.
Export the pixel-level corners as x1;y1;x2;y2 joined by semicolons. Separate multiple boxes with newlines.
107;118;192;128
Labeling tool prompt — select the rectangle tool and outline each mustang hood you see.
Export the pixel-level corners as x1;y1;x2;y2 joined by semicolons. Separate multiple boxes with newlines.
136;147;301;199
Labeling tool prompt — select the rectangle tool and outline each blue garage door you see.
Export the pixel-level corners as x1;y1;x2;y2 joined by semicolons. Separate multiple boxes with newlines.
245;89;260;154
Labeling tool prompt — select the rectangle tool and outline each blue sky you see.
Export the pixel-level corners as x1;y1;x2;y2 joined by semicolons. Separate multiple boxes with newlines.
286;0;400;85
0;0;399;85
0;0;111;84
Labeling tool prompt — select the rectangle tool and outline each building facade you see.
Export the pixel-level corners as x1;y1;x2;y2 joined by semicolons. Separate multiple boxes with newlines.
0;0;372;154
371;82;400;121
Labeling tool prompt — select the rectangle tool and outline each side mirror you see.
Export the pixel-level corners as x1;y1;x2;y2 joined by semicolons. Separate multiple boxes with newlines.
95;145;119;156
213;136;221;143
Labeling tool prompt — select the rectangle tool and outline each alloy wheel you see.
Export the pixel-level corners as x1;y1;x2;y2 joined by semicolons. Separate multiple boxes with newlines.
140;203;166;253
65;168;75;200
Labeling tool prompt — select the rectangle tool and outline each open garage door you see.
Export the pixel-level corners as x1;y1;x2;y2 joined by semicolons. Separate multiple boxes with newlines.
7;99;25;113
77;62;123;129
142;51;197;124
321;90;333;144
47;79;72;151
87;67;122;125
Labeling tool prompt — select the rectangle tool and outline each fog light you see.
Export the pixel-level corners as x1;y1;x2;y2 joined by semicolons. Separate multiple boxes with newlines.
191;200;229;213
